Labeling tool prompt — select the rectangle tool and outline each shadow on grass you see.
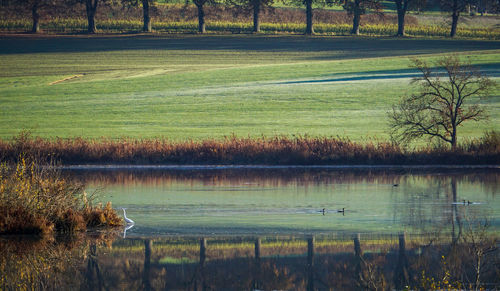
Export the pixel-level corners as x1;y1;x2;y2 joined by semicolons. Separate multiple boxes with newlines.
274;63;500;85
0;35;499;58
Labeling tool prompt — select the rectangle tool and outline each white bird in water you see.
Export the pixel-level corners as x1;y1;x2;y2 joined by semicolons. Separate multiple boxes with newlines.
122;208;135;224
123;223;134;238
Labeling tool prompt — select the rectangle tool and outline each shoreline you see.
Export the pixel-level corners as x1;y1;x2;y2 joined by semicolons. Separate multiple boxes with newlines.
58;164;500;170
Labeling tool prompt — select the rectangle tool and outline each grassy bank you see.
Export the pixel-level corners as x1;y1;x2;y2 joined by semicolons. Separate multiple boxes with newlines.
1;36;499;141
0;158;122;235
1;132;499;165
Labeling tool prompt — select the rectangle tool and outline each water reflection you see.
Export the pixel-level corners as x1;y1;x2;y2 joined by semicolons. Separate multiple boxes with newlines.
64;168;500;236
1;229;499;290
124;223;134;238
0;232;117;290
66;167;499;192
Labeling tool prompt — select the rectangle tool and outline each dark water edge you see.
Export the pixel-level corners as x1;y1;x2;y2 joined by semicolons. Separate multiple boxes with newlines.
1;231;499;290
59;165;500;188
60;164;500;186
58;164;500;170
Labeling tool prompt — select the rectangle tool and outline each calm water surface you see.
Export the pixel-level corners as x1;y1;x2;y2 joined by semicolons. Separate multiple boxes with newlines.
76;167;499;236
1;167;499;290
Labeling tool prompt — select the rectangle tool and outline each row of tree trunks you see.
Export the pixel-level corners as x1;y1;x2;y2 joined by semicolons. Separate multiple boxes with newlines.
394;0;408;36
451;10;460;37
195;0;206;33
88;0;152;34
85;0;98;34
26;0;464;37
351;0;361;34
253;0;261;32
143;0;151;32
31;0;40;33
305;0;314;35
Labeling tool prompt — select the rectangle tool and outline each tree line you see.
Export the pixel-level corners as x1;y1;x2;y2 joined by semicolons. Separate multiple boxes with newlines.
2;0;499;37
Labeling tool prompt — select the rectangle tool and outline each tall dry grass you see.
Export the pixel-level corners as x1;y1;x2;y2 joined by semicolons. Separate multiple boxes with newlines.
0;156;122;235
1;131;498;165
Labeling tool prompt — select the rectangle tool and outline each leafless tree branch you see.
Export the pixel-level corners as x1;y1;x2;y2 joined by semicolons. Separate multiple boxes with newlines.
388;55;494;149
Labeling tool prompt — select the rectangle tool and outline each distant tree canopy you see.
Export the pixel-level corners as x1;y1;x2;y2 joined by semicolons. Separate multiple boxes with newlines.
2;0;499;35
388;56;494;149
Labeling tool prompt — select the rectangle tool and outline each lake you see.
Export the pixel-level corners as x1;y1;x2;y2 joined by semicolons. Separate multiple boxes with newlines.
75;166;499;237
1;166;499;290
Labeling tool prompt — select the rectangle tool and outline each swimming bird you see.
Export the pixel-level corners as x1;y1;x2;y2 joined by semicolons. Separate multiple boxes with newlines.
393;184;399;187
322;208;326;215
122;208;134;224
337;208;345;213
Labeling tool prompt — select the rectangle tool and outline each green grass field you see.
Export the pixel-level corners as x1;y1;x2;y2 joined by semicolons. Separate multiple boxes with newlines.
0;35;499;142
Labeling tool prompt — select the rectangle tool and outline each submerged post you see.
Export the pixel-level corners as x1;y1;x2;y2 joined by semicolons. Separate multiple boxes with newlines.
200;238;207;266
353;233;363;282
255;237;261;262
143;239;152;291
307;236;315;291
253;237;262;290
354;233;362;258
394;232;410;289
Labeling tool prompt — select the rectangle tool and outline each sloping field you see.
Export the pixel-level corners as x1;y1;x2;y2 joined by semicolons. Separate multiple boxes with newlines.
0;35;499;141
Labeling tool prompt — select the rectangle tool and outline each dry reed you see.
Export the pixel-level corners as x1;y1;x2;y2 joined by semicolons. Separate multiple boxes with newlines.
1;131;498;165
0;156;122;235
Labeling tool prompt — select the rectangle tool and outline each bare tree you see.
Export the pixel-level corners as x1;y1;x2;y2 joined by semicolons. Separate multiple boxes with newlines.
388;56;494;150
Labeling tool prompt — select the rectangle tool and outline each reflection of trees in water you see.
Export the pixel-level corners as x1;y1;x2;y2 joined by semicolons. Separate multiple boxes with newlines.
391;174;495;233
1;229;498;290
67;168;499;193
0;232;116;290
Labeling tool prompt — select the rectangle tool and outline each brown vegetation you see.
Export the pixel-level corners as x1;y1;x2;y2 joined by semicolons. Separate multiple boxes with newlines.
0;158;122;235
0;131;499;165
0;232;117;290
